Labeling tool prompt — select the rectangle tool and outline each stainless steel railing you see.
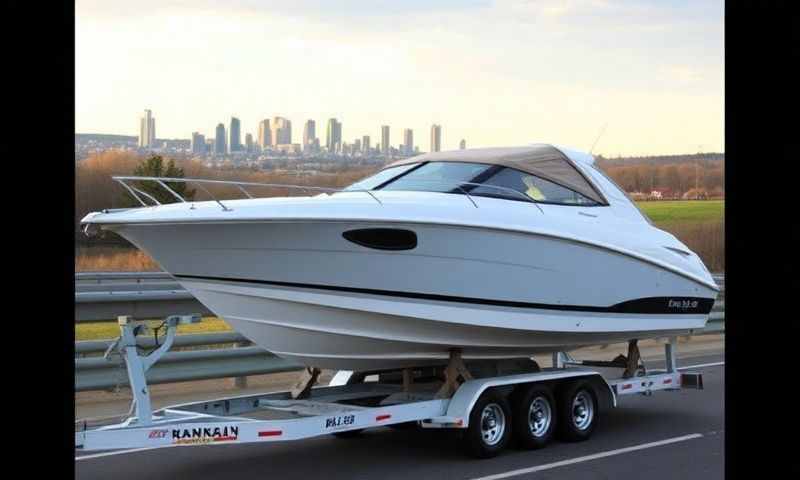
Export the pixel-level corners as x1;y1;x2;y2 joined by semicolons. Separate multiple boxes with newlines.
111;176;545;212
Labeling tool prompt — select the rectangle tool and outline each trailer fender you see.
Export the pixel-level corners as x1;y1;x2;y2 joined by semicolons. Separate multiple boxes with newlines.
441;370;616;428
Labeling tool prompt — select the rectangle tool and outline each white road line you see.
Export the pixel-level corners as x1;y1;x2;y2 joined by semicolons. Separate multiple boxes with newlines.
76;445;179;461
679;361;725;369
468;433;704;480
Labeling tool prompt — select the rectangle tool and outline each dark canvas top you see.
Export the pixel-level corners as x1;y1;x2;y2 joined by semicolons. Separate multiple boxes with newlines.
384;144;606;204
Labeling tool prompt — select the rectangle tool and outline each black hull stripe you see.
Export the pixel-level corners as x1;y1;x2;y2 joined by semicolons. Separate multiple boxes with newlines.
174;274;715;315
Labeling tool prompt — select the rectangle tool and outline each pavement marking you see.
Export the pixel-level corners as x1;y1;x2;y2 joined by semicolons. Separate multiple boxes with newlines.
76;445;179;461
680;361;725;369
468;433;704;480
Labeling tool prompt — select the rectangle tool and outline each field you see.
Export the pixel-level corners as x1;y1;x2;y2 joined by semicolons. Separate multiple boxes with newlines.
76;318;232;341
635;200;724;225
75;200;724;340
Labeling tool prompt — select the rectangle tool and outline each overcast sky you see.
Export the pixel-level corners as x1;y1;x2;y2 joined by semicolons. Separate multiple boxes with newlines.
76;0;723;156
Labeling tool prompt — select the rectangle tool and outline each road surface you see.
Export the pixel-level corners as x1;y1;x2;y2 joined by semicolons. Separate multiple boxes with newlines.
76;352;724;480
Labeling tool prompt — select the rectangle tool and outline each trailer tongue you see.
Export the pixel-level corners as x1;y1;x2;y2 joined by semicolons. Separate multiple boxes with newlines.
76;316;704;458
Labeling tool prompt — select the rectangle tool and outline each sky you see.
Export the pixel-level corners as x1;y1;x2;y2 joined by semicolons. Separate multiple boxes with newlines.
76;0;724;156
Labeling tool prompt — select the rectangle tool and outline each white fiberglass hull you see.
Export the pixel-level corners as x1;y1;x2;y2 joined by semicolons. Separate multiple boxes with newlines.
103;213;718;371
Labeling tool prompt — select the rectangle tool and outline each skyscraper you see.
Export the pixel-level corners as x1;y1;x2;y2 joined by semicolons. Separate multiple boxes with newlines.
381;126;390;155
303;120;316;152
258;119;271;149
459;139;466;150
403;128;414;155
215;123;226;155
430;124;442;152
326;118;342;152
353;138;361;154
271;117;292;146
229;117;241;152
362;135;370;154
245;133;253;152
191;132;206;155
138;109;156;148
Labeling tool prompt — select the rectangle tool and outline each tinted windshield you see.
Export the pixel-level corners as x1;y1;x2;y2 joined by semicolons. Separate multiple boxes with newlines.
373;161;599;205
342;163;420;191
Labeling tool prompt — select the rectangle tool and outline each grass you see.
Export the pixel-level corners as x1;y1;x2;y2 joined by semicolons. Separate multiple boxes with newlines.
76;247;160;272
76;317;232;341
635;200;724;225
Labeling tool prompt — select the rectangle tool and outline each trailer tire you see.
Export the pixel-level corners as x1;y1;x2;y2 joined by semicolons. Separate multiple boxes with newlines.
463;390;512;459
512;384;555;449
556;381;597;442
332;429;364;438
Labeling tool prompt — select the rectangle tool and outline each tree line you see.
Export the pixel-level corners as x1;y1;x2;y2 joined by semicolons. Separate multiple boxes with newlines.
76;150;724;230
596;156;724;198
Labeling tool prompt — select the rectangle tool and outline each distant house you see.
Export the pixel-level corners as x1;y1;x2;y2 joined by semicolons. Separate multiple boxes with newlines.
649;190;663;200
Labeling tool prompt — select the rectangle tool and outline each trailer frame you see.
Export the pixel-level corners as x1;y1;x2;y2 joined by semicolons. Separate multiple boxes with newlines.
76;317;704;455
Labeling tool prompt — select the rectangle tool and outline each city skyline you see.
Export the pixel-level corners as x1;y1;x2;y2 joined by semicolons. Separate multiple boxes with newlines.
76;1;724;156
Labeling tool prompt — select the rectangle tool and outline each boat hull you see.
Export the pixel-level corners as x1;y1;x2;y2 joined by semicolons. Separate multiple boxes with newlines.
109;219;717;370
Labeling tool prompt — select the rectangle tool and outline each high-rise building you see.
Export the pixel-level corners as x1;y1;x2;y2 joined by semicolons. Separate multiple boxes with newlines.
303;120;316;152
430;124;442;152
215;123;226;155
245;133;253;152
403;128;414;155
326;118;342;152
459;139;466;150
191;132;206;155
271;117;292;146
258;119;272;149
354;138;361;154
362;135;370;154
138;109;156;148
229;117;241;152
381;126;390;155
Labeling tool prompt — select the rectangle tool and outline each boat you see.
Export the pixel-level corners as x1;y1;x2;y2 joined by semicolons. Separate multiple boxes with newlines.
80;144;719;371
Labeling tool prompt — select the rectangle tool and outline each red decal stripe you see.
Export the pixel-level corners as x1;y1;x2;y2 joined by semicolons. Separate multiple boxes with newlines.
621;384;633;390
376;414;391;421
663;378;673;384
213;436;237;442
258;430;283;437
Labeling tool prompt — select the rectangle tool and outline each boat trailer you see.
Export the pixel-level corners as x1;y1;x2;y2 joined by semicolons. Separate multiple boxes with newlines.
76;316;704;457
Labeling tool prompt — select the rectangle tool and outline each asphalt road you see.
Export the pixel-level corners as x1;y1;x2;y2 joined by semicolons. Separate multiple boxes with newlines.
76;352;724;480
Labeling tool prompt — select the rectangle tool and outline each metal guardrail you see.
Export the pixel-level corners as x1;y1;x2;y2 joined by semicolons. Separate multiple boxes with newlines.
75;272;725;391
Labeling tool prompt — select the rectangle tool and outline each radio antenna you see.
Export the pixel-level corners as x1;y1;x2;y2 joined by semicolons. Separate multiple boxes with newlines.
589;123;608;155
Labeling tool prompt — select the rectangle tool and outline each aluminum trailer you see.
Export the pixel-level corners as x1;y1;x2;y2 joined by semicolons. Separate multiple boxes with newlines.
75;316;704;459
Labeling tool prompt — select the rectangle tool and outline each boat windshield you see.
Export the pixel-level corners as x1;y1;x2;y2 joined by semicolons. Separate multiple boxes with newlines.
345;161;600;206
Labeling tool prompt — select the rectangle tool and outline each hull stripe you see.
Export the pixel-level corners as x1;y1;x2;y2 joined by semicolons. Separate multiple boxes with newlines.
174;274;715;315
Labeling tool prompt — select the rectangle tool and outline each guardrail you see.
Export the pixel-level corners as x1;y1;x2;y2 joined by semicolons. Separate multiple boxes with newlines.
75;272;725;391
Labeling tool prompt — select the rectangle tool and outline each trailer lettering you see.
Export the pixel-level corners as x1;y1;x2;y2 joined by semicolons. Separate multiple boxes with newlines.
325;415;355;429
171;425;239;444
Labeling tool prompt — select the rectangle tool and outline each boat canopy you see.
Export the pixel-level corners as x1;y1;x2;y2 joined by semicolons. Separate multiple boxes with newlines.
385;144;606;205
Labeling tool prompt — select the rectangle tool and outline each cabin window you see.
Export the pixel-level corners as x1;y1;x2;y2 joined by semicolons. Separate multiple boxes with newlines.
377;161;599;206
343;163;420;191
342;228;418;251
470;167;599;205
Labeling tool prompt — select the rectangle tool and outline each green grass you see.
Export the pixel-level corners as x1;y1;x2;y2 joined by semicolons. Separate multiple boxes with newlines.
635;200;724;225
76;317;232;341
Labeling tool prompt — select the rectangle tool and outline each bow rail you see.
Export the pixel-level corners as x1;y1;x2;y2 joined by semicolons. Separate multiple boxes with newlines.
112;176;544;213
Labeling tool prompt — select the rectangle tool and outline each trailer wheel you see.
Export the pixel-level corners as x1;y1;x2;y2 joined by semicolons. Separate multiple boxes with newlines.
463;391;512;458
556;381;597;442
512;384;555;449
332;429;364;438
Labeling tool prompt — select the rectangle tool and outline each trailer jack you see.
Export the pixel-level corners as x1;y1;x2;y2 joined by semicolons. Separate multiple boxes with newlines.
109;314;201;426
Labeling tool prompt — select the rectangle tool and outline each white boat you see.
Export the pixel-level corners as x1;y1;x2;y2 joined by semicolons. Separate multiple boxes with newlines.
81;144;719;371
